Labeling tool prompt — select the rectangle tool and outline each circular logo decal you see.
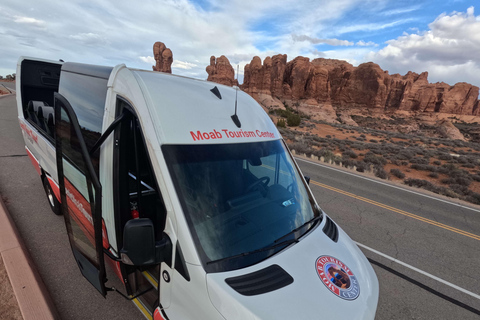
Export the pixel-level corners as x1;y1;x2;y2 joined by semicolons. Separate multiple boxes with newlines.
316;256;360;300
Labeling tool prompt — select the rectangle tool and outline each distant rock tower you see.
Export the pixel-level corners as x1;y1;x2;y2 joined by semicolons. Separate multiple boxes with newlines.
152;42;173;73
206;55;237;87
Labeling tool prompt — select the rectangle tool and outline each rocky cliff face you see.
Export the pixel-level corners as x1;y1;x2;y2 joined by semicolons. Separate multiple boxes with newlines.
206;55;237;86
152;42;173;73
241;55;480;116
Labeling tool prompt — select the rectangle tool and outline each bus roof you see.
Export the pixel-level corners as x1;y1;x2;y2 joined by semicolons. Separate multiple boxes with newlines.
131;69;279;145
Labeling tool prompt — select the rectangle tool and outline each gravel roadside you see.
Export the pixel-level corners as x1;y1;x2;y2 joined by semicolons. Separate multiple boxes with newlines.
0;255;23;320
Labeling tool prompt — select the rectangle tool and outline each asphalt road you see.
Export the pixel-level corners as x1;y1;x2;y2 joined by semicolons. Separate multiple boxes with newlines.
296;158;480;319
1;81;15;93
1;88;479;319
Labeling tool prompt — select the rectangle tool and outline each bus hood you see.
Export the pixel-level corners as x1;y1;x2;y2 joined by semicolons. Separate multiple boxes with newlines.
206;220;379;320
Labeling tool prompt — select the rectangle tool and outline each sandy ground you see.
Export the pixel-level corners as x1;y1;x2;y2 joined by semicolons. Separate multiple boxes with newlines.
0;255;22;320
283;119;480;196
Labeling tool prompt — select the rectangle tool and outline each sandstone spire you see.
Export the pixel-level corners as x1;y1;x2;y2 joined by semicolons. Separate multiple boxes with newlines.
152;41;173;73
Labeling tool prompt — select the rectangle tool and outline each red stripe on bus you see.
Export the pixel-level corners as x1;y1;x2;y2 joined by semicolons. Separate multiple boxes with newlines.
154;308;165;320
25;147;41;175
46;175;61;203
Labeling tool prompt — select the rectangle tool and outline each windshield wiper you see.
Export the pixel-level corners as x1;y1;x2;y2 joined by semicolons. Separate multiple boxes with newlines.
206;239;298;266
274;215;322;244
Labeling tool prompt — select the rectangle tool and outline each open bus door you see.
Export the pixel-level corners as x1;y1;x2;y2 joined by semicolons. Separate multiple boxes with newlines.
54;92;107;297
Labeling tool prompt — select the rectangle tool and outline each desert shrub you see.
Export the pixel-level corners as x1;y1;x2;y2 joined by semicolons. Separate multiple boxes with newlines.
355;161;367;172
350;141;365;150
370;139;378;143
453;176;472;186
438;163;456;173
276;119;286;128
374;165;388;179
449;184;469;196
457;156;468;164
472;174;480;182
433;160;441;165
289;142;311;156
404;178;434;189
441;176;472;187
342;159;357;168
403;178;455;198
409;157;429;165
411;164;428;171
390;159;400;166
437;164;470;179
440;178;453;184
390;169;405;179
364;152;387;166
369;147;385;155
287;113;301;127
438;153;453;161
397;150;415;160
428;172;439;178
466;193;480;205
313;148;335;161
342;149;358;159
461;163;476;168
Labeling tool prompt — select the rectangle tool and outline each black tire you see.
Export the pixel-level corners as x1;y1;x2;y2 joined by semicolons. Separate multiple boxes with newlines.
42;176;62;215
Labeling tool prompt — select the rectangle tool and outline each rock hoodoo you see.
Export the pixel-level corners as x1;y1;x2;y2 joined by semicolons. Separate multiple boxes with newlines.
241;56;480;116
152;42;173;73
206;55;237;86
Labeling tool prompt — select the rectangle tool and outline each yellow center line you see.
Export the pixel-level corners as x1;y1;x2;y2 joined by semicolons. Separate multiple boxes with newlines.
310;180;480;241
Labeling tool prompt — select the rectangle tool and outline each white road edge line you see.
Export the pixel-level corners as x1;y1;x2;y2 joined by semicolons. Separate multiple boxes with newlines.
296;157;480;214
355;241;480;300
1;84;14;93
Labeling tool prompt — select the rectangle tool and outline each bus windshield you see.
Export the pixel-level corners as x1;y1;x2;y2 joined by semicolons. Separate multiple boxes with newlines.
162;140;319;272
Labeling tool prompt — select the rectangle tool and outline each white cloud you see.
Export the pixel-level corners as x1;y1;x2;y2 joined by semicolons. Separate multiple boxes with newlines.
0;0;478;91
356;40;378;47
172;60;197;70
335;18;415;35
311;49;326;57
226;53;258;64
292;34;354;46
381;5;421;16
368;6;480;87
13;16;46;28
139;56;155;65
68;33;109;47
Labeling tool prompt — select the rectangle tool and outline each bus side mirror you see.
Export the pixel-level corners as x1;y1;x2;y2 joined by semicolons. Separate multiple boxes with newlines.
120;218;171;266
304;176;311;185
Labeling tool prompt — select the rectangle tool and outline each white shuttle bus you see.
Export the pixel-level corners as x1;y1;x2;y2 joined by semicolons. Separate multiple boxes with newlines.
16;57;379;319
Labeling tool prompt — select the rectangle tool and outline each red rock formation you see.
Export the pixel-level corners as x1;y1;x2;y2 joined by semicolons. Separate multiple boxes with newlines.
241;56;480;116
436;119;466;141
206;55;237;86
152;42;173;73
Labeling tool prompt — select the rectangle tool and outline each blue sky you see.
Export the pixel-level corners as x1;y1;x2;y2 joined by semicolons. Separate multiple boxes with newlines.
1;0;479;88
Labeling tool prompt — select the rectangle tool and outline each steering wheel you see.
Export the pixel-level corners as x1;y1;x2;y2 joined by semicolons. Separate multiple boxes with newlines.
246;176;270;193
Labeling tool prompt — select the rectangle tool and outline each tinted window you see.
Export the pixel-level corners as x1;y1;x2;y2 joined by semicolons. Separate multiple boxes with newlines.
163;140;317;272
59;71;110;174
